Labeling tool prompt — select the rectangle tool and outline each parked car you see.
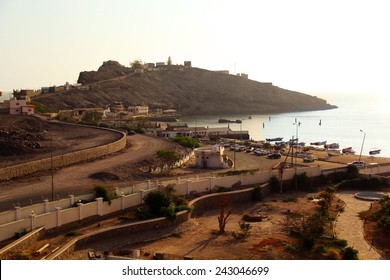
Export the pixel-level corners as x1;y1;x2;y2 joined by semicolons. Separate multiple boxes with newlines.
303;156;314;163
266;153;281;159
254;149;268;156
347;161;365;167
127;130;136;135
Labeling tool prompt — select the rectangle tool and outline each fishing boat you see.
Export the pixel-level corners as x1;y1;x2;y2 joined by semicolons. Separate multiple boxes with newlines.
266;137;284;142
324;143;340;149
218;118;242;124
327;149;341;156
369;149;381;155
342;147;356;154
310;141;327;146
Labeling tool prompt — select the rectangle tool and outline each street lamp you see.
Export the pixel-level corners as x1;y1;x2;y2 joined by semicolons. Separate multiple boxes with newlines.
293;118;301;191
359;129;366;163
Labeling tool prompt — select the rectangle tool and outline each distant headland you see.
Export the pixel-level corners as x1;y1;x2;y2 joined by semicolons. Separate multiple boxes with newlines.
27;57;336;116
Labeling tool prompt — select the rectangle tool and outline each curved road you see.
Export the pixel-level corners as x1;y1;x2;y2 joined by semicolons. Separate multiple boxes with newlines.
0;134;172;211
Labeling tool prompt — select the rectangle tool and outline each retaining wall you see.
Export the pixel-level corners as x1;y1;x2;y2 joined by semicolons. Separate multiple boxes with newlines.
0;127;126;181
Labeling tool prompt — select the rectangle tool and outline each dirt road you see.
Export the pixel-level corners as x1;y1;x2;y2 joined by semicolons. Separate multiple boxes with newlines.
0;134;173;211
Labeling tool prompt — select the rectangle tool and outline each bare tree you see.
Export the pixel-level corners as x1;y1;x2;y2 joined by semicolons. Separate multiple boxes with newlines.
218;206;232;234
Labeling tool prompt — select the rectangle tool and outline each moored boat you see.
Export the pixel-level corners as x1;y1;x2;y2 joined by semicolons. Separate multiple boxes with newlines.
369;149;381;155
342;147;356;154
324;143;339;149
327;149;341;156
310;141;327;146
218;118;242;124
266;137;283;142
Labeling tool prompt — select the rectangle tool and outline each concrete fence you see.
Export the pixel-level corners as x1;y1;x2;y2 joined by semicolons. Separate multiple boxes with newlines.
0;165;323;243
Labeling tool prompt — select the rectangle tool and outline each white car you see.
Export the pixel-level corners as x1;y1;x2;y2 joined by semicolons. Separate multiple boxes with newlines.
347;161;365;167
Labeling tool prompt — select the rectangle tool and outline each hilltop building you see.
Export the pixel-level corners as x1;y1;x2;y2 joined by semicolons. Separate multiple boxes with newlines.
12;89;41;99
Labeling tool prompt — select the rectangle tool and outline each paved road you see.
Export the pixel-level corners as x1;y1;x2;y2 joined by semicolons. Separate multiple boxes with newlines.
0;134;172;211
335;192;382;260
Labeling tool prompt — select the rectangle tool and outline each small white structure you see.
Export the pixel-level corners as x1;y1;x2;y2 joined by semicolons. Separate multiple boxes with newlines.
128;106;149;115
194;145;230;169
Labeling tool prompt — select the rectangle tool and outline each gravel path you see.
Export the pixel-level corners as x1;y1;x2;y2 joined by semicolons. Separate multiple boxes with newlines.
335;192;382;260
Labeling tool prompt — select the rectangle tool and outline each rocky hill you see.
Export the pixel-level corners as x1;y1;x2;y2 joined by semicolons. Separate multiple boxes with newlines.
34;61;336;115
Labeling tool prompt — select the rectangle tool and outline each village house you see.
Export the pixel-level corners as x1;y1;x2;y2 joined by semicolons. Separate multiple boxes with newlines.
110;101;125;113
128;105;149;116
58;108;104;121
3;96;35;115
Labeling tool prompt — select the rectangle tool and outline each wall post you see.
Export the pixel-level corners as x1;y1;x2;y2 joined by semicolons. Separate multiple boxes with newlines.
30;211;36;231
15;206;21;221
56;207;62;227
69;194;75;207
96;197;103;216
77;203;84;221
121;193;125;210
44;199;50;213
186;180;192;195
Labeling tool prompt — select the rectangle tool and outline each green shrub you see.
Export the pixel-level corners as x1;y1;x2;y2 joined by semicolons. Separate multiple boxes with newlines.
232;222;252;239
172;135;200;148
28;100;56;113
175;204;192;213
252;186;263;201
135;207;153;220
341;247;359;260
332;239;348;248
336;177;382;190
94;185;114;205
144;190;172;215
156;150;180;165
65;231;80;236
294;172;312;191
270;176;280;193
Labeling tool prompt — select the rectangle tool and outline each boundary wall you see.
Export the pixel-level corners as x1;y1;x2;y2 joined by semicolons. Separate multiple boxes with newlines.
0;165;322;243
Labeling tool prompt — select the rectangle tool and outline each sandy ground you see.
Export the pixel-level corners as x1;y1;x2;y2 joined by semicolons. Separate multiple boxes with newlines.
35;192;319;260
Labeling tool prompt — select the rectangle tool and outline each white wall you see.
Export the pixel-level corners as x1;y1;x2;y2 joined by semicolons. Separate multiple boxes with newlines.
0;165;345;242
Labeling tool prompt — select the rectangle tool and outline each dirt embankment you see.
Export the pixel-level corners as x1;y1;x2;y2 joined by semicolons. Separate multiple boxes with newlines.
0;115;122;168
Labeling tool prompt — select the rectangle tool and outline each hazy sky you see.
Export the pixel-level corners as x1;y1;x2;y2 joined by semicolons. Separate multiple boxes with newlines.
1;0;389;103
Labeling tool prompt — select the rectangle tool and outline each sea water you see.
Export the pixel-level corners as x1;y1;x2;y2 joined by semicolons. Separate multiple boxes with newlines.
180;94;390;158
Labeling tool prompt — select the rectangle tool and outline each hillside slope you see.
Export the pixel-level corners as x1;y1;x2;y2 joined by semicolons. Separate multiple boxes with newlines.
34;61;336;115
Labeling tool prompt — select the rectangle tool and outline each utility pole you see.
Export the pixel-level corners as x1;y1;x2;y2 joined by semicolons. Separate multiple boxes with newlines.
50;134;54;201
